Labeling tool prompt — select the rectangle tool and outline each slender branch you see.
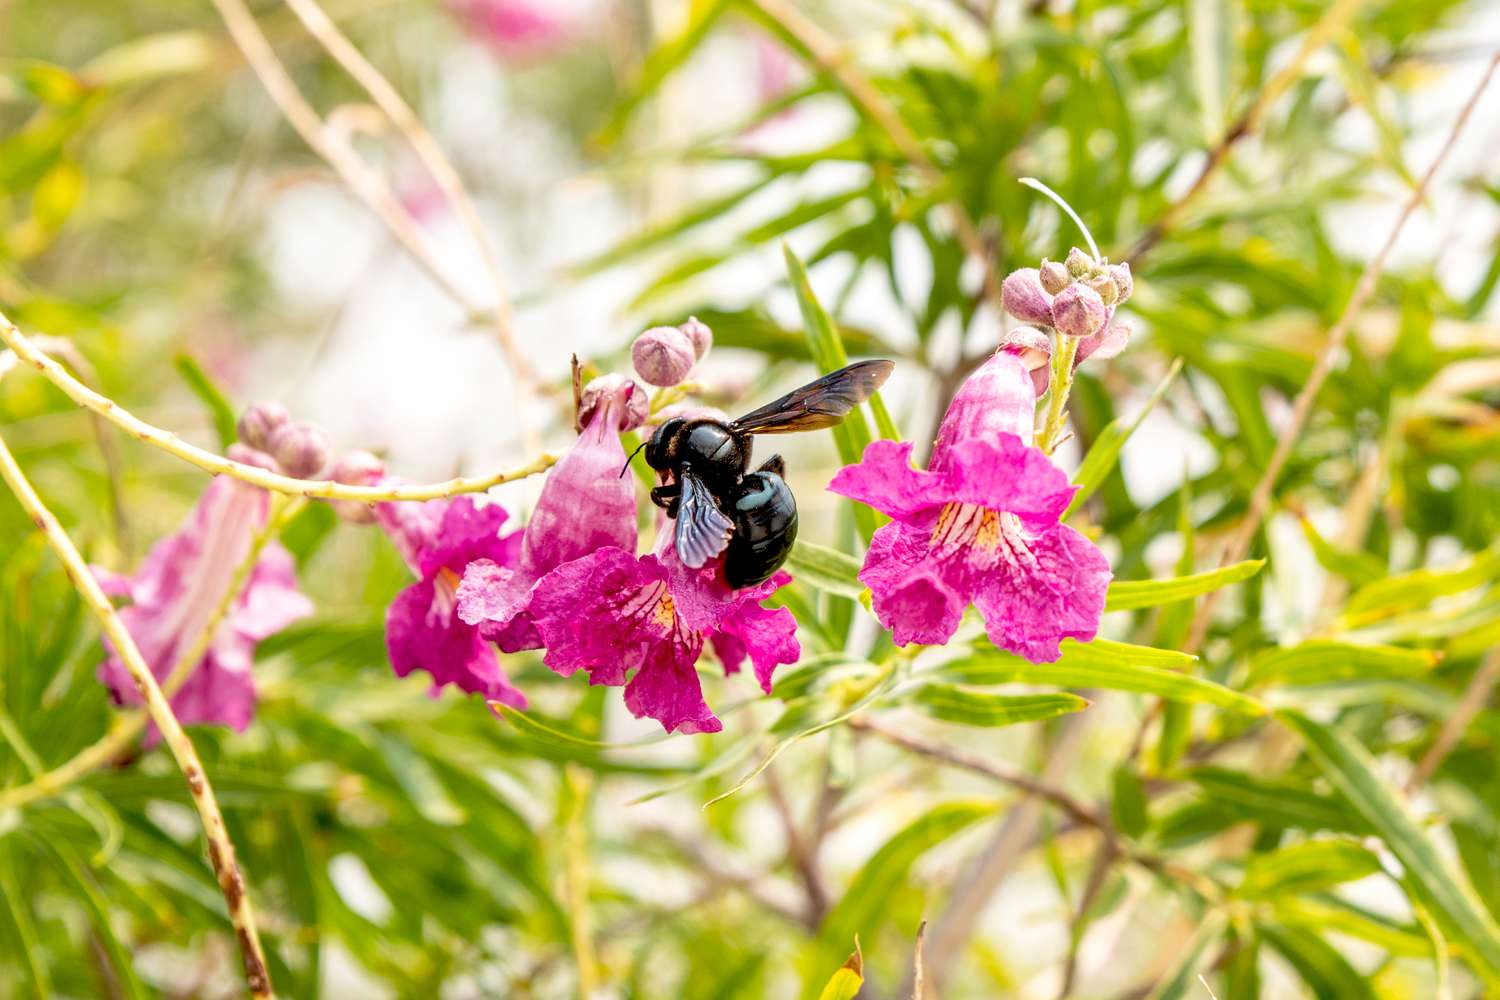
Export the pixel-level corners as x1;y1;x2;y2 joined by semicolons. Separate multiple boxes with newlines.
1407;647;1500;794
745;0;1004;310
278;0;547;436
1180;51;1500;654
0;498;302;813
1125;0;1366;262
0;316;558;502
0;431;272;999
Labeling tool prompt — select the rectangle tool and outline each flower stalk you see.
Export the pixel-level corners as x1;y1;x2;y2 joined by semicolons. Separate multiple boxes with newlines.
0;429;273;999
1038;332;1081;454
0;315;558;502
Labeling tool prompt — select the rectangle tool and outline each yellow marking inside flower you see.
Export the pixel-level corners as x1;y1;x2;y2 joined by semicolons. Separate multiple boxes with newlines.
973;509;1001;551
930;502;958;544
653;593;677;629
438;567;462;588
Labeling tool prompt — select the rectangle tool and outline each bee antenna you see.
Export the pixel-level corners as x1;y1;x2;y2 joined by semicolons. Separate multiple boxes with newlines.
620;439;649;478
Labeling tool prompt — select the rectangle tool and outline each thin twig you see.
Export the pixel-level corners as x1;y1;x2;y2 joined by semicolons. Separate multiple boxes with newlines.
1407;647;1500;793
0;316;558;502
1180;51;1500;654
764;762;831;926
745;0;1003;310
278;0;547;438
206;0;481;317
0;431;272;998
0;498;302;812
1125;0;1366;262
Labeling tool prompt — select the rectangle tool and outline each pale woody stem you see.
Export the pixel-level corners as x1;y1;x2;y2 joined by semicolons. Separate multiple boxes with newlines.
0;497;302;813
0;314;557;502
0;430;274;999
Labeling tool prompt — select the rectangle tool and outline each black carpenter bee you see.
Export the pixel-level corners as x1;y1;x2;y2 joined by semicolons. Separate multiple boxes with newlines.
633;360;895;589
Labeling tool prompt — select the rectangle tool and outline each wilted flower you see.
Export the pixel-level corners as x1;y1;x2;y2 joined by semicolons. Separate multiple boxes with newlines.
457;375;641;650
632;326;697;387
95;445;313;739
526;541;799;734
375;492;526;707
829;352;1111;661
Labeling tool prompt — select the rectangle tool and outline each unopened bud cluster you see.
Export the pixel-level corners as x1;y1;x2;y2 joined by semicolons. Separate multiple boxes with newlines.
1002;247;1131;341
631;316;712;387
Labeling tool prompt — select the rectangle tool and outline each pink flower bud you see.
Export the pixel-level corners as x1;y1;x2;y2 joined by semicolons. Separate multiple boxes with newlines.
236;401;289;452
1086;272;1119;306
268;422;330;479
1039;260;1070;295
631;326;696;387
227;442;279;472
1050;283;1107;338
679;316;713;361
1109;262;1133;303
330;449;386;523
1001;268;1054;326
579;374;647;432
1064;247;1094;278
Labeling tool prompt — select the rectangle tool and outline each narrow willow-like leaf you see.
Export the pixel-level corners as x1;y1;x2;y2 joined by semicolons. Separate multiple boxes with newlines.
1281;710;1500;986
1183;767;1368;833
817;943;863;1000
1064;358;1182;519
782;245;877;462
493;703;670;751
595;0;732;147
1104;559;1265;611
1343;543;1500;625
910;686;1087;727
1259;923;1377;1000
44;844;148;999
1247;640;1440;687
944;640;1265;715
1236;840;1382;899
173;353;238;448
1111;763;1149;838
1275;896;1431;957
1300;517;1385;584
806;801;996;999
784;539;864;600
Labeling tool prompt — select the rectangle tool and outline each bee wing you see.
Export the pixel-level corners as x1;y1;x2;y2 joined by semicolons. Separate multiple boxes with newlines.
728;359;895;435
675;470;734;569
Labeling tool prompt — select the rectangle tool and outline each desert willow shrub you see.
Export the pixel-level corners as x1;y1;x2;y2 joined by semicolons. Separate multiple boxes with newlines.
4;1;1500;998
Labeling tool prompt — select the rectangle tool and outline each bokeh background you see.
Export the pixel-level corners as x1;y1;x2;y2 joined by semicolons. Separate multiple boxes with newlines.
4;1;1500;997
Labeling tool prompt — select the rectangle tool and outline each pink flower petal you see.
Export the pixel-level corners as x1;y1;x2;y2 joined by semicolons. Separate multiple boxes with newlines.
942;437;1077;526
973;522;1112;663
827;439;947;524
859;523;968;647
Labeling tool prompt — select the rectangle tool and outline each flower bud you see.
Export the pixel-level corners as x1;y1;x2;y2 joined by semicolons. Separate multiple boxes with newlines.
579;373;648;432
1065;247;1094;278
330;449;386;523
1086;272;1119;306
1050;283;1107;338
1001;268;1054;326
268;422;330;479
1108;262;1133;304
679;316;713;361
227;442;279;472
236;401;289;452
1039;259;1070;295
631;326;696;387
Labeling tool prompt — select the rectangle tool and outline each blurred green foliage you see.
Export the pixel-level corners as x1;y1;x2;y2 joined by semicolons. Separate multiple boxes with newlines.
4;0;1500;997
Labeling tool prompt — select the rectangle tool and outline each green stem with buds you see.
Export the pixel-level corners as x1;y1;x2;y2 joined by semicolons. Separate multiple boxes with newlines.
1038;333;1082;453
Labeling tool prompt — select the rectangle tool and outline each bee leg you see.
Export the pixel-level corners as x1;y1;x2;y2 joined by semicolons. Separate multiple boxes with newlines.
650;483;681;514
756;454;786;478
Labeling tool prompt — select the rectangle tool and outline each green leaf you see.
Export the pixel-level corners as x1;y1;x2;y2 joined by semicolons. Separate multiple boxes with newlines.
1182;767;1367;833
942;640;1267;716
1343;543;1500;626
31;158;82;231
909;686;1088;727
1300;517;1385;585
0;852;51;998
1065;358;1182;519
1275;896;1431;958
42;844;148;999
1111;764;1149;838
1281;710;1500;986
1145;911;1226;1000
595;0;733;147
173;354;239;449
1246;640;1440;687
784;539;864;600
492;703;670;751
1104;559;1265;611
807;800;996;998
1188;0;1235;142
1259;922;1377;1000
817;943;863;1000
1236;840;1382;899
